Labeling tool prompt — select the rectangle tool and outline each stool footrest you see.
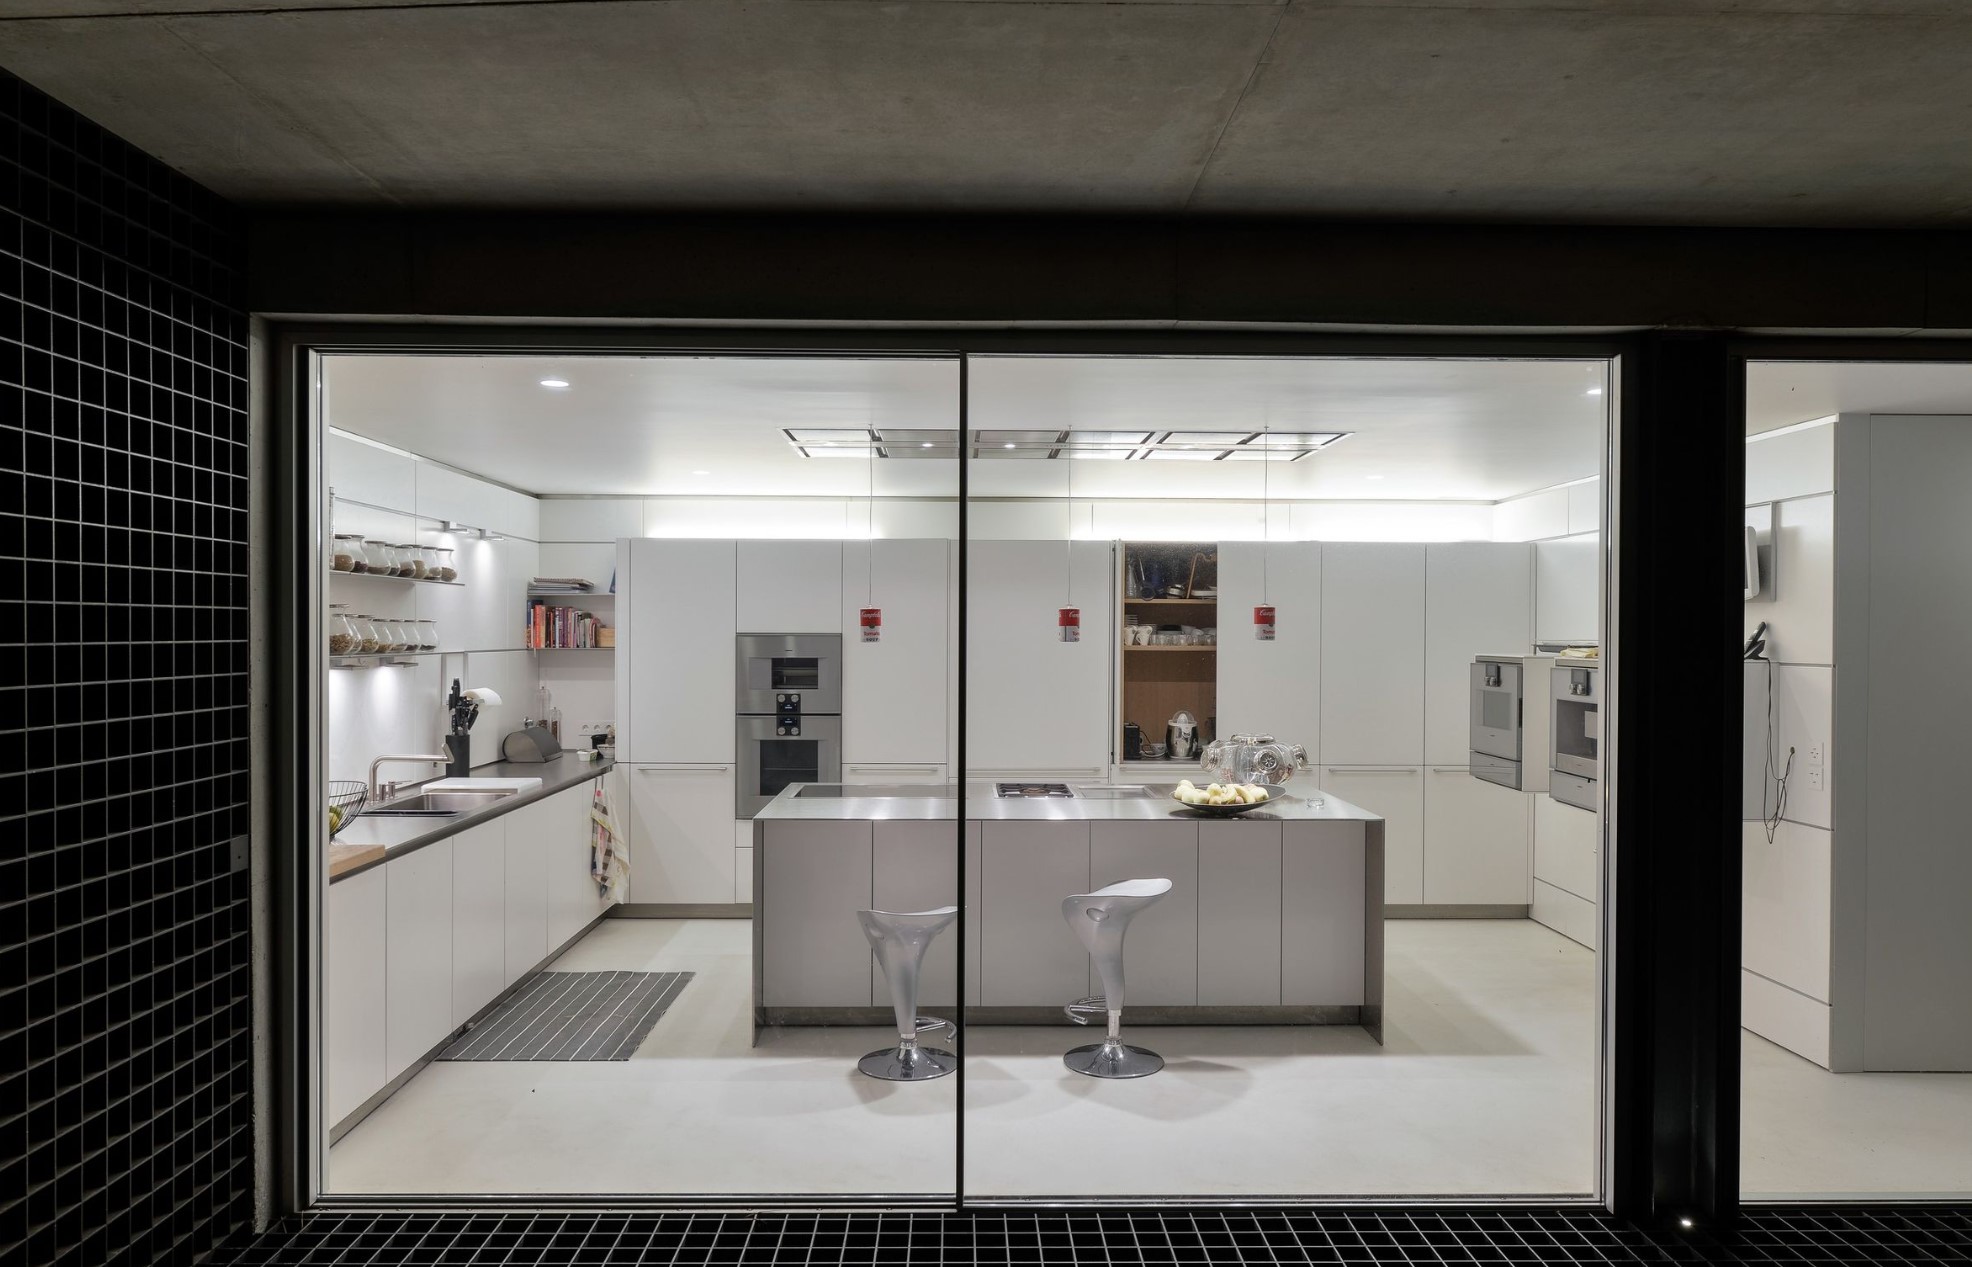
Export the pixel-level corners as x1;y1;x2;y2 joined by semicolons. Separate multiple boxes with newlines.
1063;995;1108;1025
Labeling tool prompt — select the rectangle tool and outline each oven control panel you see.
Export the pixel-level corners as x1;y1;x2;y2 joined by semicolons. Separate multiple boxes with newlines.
777;692;802;735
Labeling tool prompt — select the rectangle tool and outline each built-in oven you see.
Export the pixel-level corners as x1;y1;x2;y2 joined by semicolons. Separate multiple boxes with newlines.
737;633;842;716
737;713;842;816
737;633;843;816
1550;660;1600;811
1469;654;1551;791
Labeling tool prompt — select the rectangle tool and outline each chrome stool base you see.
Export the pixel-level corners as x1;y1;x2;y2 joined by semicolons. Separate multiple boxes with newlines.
1064;1039;1164;1079
858;1044;957;1081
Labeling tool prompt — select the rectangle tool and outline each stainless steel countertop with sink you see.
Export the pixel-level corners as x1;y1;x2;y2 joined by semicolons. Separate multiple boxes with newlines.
753;780;1380;823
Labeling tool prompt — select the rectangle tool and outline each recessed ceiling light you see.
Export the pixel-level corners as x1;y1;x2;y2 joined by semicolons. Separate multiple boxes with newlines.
539;378;570;389
1161;431;1256;447
1003;443;1016;449
921;442;935;449
1586;387;1604;396
692;470;710;476
1145;449;1227;461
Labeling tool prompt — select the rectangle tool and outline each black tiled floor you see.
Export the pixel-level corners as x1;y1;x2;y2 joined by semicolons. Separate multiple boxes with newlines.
207;1207;1972;1266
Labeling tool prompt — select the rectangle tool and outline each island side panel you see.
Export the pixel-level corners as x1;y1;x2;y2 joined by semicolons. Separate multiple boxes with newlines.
759;820;875;1008
1282;820;1367;1010
871;819;964;1009
1365;819;1385;1043
978;821;1091;1006
1091;820;1200;1006
1196;820;1285;1006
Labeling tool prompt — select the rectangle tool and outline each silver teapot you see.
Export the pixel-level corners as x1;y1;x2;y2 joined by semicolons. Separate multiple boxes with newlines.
1198;734;1309;786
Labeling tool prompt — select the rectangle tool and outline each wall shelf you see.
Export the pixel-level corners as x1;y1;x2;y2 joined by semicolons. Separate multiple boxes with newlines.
1125;597;1218;606
330;655;423;669
527;591;612;600
331;571;464;587
1124;644;1218;653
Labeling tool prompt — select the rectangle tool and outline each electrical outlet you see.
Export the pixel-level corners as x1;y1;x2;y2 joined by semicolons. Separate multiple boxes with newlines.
1806;742;1825;766
1807;767;1824;791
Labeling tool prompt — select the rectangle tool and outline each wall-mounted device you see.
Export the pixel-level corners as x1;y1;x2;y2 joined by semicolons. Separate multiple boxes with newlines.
1549;659;1601;812
1469;653;1554;792
736;633;843;816
1743;523;1763;601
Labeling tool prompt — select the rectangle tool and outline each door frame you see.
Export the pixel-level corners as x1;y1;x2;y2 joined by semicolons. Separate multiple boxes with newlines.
269;322;1668;1219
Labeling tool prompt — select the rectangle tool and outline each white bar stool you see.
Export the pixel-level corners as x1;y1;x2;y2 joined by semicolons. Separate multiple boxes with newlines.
1060;877;1173;1079
856;906;959;1081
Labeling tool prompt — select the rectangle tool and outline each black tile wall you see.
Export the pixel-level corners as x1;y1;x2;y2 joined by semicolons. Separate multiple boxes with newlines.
0;68;253;1267
209;1208;1972;1266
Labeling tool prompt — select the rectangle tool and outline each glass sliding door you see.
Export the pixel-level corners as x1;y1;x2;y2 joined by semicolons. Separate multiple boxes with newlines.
1738;359;1972;1199
311;352;964;1199
958;353;1611;1198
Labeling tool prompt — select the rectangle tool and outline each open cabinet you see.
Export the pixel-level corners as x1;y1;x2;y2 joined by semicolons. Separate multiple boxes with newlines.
1119;542;1218;759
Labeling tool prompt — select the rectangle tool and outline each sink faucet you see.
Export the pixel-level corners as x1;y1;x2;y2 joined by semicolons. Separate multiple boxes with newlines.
369;754;450;802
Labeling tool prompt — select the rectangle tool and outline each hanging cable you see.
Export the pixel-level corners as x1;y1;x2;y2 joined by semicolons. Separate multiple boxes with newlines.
1761;656;1795;843
1262;418;1271;605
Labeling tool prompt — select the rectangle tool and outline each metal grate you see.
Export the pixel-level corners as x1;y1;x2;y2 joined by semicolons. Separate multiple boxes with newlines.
438;972;693;1061
208;1207;1972;1265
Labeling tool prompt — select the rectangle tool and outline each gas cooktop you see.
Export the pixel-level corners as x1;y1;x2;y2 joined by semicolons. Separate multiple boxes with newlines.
995;782;1075;799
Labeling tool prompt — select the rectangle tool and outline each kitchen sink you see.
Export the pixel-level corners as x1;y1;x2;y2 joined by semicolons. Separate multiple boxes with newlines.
369;788;523;816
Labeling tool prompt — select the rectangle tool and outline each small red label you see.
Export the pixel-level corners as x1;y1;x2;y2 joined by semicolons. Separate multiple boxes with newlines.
1058;607;1081;642
860;607;881;643
1254;605;1276;641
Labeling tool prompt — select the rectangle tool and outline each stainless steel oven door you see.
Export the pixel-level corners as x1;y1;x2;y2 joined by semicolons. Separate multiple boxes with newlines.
736;633;843;715
1470;660;1522;763
737;713;842;816
1550;665;1600;780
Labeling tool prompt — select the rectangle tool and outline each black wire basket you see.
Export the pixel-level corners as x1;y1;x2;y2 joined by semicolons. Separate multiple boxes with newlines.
328;780;368;838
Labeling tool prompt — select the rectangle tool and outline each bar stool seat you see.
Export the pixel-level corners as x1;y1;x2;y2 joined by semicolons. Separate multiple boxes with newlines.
1061;877;1173;1079
856;906;959;1081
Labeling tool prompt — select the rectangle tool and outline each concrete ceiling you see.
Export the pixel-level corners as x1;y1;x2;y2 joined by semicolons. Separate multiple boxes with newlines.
321;353;1605;500
5;1;1972;225
1745;361;1972;433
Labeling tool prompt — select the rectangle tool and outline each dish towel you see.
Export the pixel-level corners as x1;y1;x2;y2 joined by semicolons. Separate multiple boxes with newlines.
590;781;627;901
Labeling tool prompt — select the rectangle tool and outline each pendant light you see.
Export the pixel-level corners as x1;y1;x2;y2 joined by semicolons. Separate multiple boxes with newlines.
861;424;881;642
1058;442;1080;642
1254;420;1276;641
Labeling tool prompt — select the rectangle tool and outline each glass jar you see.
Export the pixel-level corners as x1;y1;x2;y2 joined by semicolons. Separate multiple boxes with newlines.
432;546;457;583
414;618;439;651
401;543;428;579
360;540;390;575
353;614;384;655
328;605;360;657
331;533;363;573
385;617;415;653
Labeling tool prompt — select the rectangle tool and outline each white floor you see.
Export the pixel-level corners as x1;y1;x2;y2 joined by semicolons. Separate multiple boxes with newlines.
327;914;1972;1198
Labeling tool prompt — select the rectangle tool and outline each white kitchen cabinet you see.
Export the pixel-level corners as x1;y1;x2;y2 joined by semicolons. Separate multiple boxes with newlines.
965;540;1112;775
623;764;736;904
1322;767;1424;905
386;838;455;1081
1535;535;1600;646
1282;821;1368;1006
842;539;949;765
451;821;508;1025
328;429;415;512
326;866;387;1127
1090;820;1198;1006
1742;819;1832;1005
871;820;966;1007
740;540;843;633
1216;541;1320;763
548;781;609;948
978;821;1091;1006
760;820;874;1007
1422;767;1530;906
843;762;948;785
1196;820;1282;1006
1533;879;1597;950
503;800;549;986
1533;792;1598;904
1424;543;1532;766
619;537;736;763
1320;544;1425;766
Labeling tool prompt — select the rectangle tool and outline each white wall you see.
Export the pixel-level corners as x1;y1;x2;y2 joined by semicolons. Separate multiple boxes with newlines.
328;430;546;785
1741;419;1836;1066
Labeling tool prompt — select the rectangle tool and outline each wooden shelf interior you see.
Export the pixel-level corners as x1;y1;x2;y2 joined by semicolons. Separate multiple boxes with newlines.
1121;542;1218;749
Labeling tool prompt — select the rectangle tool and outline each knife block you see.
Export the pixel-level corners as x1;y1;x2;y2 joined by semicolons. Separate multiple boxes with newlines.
444;733;472;779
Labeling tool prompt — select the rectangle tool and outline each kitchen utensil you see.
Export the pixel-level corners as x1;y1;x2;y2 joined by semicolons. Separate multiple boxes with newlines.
1198;734;1310;787
501;724;563;763
327;780;368;837
1166;710;1201;761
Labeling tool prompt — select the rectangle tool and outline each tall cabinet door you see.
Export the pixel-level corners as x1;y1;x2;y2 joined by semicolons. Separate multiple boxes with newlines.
1217;541;1320;763
1424;543;1533;766
1320;544;1425;766
965;541;1112;775
842;539;949;766
620;538;737;764
740;540;843;633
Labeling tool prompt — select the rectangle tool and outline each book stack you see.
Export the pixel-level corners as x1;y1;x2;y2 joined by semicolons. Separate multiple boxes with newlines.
526;599;607;649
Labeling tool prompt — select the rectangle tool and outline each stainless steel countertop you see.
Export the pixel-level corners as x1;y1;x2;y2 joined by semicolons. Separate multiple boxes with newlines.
330;753;615;882
752;781;1380;823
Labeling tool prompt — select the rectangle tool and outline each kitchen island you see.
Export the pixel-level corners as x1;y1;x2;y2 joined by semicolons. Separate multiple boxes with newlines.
752;782;1384;1042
